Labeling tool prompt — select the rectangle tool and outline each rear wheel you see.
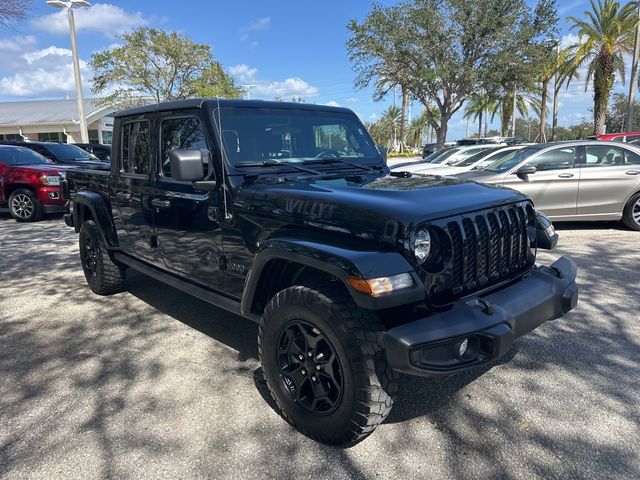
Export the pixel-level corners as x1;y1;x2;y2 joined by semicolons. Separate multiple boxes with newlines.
622;192;640;231
79;220;126;295
8;189;42;222
258;282;397;446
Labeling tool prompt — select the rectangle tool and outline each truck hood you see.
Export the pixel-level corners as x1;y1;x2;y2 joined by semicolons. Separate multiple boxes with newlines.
246;174;529;243
9;164;68;174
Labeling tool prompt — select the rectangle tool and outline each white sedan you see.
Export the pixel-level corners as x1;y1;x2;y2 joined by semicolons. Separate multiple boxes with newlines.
392;145;503;174
430;145;529;176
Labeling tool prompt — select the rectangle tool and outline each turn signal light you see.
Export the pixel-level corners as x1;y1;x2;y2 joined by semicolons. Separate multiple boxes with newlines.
347;273;413;296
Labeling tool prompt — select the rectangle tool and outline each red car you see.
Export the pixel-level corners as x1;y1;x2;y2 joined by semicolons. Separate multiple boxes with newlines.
596;131;640;142
0;145;68;222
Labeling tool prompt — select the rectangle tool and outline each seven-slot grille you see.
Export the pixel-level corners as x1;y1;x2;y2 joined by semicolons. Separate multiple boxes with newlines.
427;202;535;304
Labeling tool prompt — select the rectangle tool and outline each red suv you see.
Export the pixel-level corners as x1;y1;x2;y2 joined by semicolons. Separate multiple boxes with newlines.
0;145;68;222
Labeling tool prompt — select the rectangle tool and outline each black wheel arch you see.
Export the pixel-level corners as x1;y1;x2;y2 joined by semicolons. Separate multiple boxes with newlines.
240;237;424;316
72;191;119;249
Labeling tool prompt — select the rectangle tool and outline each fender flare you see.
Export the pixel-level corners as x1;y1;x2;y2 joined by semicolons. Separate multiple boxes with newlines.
72;191;118;249
240;237;424;315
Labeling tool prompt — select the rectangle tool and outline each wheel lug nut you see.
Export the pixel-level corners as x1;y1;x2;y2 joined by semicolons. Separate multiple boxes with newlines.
308;351;313;357
316;364;322;370
311;376;317;381
298;355;304;361
301;369;306;375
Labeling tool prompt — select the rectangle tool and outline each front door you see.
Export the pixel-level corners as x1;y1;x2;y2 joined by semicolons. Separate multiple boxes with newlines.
502;145;580;219
151;112;225;287
111;117;156;260
577;144;640;217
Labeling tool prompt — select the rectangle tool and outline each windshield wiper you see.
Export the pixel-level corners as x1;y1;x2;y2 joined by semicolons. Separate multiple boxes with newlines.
235;160;321;175
302;157;378;172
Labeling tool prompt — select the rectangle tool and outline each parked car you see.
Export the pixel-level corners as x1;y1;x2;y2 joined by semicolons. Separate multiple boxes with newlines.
0;145;68;221
74;143;112;161
433;145;529;176
62;99;577;446
454;141;640;230
421;143;437;158
596;131;640;143
393;144;504;174
0;141;110;170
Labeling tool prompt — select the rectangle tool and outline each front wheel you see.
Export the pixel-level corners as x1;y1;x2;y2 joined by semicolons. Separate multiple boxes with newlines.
8;189;42;222
258;283;398;446
622;192;640;231
79;220;126;295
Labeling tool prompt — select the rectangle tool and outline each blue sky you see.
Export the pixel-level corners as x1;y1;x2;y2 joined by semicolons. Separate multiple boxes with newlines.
0;0;632;140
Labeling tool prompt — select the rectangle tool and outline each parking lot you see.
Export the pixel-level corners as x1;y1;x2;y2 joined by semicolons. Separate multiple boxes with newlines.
0;213;639;480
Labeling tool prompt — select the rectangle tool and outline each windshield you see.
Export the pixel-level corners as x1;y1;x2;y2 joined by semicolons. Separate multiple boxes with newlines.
484;146;543;172
421;148;450;163
43;143;97;161
456;148;504;167
0;147;52;166
430;147;461;164
449;146;496;165
471;148;523;169
214;107;381;166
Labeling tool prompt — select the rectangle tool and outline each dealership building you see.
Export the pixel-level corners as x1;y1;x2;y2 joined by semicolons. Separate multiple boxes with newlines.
0;98;117;144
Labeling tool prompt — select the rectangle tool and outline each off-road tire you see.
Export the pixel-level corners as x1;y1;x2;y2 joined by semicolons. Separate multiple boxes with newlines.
79;220;126;295
8;188;43;222
258;282;398;446
622;192;640;231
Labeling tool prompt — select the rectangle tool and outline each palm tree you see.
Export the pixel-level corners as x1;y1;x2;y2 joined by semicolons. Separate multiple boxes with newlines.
564;0;637;134
379;105;402;149
490;88;539;137
463;92;496;138
406;112;429;147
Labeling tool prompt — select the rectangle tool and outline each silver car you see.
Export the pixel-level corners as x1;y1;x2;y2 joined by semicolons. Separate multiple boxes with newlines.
454;141;640;230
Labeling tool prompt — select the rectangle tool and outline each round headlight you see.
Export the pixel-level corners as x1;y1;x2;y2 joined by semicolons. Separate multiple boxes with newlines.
413;229;432;263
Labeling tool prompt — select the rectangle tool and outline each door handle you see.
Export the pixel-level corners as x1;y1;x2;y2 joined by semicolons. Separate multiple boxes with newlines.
558;173;574;178
115;192;131;201
625;170;640;175
151;198;171;209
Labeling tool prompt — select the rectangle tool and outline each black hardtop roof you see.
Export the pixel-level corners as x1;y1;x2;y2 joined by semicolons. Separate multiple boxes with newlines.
113;98;355;118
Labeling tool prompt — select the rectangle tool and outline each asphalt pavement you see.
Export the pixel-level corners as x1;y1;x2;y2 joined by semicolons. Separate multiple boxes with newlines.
0;213;638;479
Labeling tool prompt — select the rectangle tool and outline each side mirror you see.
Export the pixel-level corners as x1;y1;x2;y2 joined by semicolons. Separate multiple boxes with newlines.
516;164;537;179
169;149;204;182
377;145;388;160
535;212;558;250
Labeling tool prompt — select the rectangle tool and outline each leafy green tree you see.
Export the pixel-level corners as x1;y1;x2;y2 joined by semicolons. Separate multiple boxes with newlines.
607;92;640;132
91;27;241;107
348;0;557;148
347;5;414;151
406;112;430;147
563;0;637;134
0;0;30;28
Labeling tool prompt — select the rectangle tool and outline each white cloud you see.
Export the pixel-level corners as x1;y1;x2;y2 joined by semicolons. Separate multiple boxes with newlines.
0;38;91;98
345;97;360;104
369;113;380;121
229;64;319;100
239;16;270;47
324;101;341;107
31;4;151;36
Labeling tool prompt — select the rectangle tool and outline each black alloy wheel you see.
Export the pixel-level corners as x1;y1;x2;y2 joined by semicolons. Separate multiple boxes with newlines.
276;320;343;415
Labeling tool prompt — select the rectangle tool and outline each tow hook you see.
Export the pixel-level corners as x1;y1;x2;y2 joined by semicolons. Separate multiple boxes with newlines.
466;298;494;315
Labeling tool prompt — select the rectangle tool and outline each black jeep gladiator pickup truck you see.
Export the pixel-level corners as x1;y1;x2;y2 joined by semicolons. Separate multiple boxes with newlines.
63;99;578;446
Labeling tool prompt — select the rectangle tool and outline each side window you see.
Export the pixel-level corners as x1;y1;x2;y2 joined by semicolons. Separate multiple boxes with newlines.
625;135;640;142
623;148;640;165
160;116;208;177
121;121;150;175
584;145;624;167
529;147;575;171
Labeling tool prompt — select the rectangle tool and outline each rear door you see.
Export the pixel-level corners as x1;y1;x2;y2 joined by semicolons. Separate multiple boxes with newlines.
150;111;225;287
111;116;156;260
576;144;640;217
501;146;580;218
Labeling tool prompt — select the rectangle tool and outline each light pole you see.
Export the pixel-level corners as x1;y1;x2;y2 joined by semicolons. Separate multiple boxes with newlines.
551;41;560;141
46;0;90;144
241;84;256;100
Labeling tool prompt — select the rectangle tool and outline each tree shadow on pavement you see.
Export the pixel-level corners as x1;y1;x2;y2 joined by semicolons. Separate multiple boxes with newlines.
1;216;639;479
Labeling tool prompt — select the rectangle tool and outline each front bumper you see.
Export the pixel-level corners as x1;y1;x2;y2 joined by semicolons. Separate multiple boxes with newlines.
385;256;578;377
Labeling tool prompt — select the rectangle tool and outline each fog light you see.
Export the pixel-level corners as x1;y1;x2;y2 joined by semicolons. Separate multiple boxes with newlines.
458;338;469;357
